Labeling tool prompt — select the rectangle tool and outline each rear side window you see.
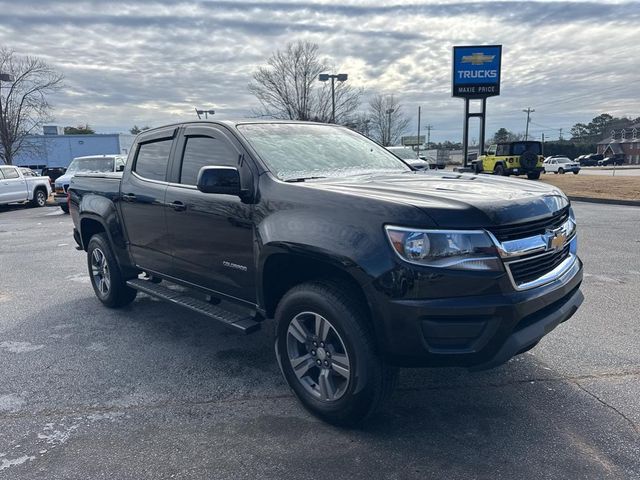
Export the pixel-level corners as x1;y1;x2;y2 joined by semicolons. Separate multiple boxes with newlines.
134;140;172;181
0;167;19;179
179;136;237;185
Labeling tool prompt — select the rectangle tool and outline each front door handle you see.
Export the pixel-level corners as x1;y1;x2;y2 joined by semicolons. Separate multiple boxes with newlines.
122;193;136;202
169;201;186;212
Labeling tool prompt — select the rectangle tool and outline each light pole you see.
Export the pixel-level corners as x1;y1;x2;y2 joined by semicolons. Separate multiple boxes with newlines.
195;108;215;119
0;74;14;140
318;73;348;123
386;108;394;146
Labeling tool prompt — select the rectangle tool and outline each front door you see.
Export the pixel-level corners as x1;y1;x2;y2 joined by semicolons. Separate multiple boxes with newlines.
119;128;176;273
0;167;26;203
165;125;255;303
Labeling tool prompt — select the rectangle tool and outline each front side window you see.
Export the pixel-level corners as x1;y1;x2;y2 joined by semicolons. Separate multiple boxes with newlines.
134;140;173;181
180;136;237;185
237;123;409;181
0;167;19;179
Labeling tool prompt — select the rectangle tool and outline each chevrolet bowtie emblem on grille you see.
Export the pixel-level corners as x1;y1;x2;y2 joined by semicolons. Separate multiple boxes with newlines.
461;53;495;65
546;228;567;252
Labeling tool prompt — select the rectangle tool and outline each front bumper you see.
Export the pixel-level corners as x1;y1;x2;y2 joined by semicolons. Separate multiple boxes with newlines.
376;256;583;369
53;192;67;205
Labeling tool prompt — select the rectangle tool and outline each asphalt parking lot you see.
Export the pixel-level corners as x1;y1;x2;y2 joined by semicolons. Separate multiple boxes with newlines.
1;202;639;479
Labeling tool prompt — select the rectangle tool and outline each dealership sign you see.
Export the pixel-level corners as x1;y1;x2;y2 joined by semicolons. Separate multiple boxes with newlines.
452;45;502;98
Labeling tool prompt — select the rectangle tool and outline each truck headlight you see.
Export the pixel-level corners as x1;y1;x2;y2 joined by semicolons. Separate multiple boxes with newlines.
385;226;503;271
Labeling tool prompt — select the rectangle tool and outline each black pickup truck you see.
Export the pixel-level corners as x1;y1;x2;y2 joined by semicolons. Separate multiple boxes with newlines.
69;120;584;425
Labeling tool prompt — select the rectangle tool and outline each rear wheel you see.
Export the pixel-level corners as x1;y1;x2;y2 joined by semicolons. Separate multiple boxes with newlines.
494;164;506;176
527;171;541;180
275;280;396;426
573;170;579;175
87;233;137;308
30;188;47;208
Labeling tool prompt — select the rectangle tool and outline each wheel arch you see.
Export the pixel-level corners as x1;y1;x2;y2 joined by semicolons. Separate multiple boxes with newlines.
259;247;374;329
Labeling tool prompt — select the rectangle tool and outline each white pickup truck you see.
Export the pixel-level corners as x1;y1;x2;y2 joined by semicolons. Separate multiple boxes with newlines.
0;165;52;207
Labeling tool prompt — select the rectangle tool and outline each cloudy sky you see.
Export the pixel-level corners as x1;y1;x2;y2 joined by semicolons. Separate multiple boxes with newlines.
0;0;638;142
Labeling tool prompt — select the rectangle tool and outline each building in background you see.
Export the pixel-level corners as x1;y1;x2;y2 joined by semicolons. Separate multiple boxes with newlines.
597;123;640;164
12;126;134;171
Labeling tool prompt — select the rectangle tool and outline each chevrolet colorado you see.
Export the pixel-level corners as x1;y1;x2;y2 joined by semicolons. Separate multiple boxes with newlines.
69;121;584;425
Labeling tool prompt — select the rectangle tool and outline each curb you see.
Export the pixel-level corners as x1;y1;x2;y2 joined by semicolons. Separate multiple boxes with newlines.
568;196;640;207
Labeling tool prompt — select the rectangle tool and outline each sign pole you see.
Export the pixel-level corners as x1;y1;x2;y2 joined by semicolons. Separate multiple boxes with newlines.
479;97;487;155
416;106;421;159
463;99;470;168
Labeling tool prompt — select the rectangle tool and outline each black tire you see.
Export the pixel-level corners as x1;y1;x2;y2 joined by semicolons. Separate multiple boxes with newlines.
494;164;506;176
558;168;565;174
87;233;137;308
527;171;541;180
60;203;70;214
573;170;579;175
275;280;396;426
30;188;47;208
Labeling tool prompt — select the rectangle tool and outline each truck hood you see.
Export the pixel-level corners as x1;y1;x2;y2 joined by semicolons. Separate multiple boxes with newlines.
302;171;569;228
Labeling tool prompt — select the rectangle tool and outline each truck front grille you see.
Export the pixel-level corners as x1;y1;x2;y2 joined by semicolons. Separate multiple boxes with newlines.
489;207;569;242
507;244;571;286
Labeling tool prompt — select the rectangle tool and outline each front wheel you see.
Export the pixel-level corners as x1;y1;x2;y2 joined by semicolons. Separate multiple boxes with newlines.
87;233;137;308
527;171;541;180
558;168;565;174
60;203;69;214
573;171;579;175
275;281;396;426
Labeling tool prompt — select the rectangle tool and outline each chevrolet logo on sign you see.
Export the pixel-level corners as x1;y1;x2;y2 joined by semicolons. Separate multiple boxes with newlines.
461;53;495;65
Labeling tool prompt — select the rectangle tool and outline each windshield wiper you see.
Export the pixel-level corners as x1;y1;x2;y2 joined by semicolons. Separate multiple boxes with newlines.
284;176;327;183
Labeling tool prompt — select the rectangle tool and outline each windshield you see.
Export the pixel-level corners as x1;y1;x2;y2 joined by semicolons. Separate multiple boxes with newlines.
387;148;416;160
67;157;114;173
511;142;542;155
237;123;410;181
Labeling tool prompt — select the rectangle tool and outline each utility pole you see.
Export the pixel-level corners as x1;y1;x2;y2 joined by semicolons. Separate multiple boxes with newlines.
416;106;421;159
523;107;535;140
542;132;545;156
426;125;432;150
559;128;563;141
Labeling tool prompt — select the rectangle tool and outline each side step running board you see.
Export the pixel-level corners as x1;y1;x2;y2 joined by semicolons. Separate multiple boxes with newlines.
126;278;260;334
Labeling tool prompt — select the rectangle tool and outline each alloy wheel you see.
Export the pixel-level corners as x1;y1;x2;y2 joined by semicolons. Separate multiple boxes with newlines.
90;248;111;296
286;311;351;402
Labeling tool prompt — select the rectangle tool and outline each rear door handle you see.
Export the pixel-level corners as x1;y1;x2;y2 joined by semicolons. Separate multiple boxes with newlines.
169;201;186;212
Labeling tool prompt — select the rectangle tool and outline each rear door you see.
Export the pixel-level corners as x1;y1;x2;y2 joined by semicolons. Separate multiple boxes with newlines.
0;167;27;203
119;127;177;273
164;124;256;302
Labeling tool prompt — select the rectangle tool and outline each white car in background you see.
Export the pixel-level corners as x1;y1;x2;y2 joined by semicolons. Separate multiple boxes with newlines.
54;155;127;213
0;165;52;207
543;157;581;174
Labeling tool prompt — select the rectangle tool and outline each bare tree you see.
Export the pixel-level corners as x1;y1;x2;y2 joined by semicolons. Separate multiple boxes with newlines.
248;41;361;123
0;48;63;165
368;94;410;146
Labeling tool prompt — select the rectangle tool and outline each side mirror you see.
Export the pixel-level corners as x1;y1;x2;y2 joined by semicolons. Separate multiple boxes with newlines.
197;166;242;196
116;164;125;172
